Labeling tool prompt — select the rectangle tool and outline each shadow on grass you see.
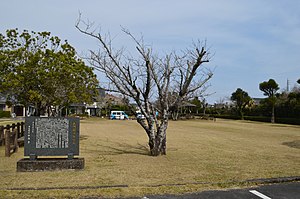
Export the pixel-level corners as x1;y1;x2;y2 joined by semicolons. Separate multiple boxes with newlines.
282;140;300;149
85;140;150;156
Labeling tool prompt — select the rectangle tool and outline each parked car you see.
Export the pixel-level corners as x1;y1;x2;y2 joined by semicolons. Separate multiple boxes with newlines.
110;111;129;120
136;111;145;120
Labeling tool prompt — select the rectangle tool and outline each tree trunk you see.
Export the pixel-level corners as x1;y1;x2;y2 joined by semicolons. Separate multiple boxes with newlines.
148;118;168;156
271;105;275;123
149;133;167;156
240;109;244;120
34;103;41;116
171;111;179;120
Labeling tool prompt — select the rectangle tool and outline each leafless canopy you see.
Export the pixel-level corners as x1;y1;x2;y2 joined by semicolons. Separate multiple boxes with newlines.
76;14;213;156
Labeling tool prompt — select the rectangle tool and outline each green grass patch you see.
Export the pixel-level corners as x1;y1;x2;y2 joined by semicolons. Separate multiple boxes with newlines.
0;119;24;126
0;111;10;118
0;118;299;198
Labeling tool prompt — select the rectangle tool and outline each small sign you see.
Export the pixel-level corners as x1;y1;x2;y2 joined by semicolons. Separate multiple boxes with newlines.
24;117;80;159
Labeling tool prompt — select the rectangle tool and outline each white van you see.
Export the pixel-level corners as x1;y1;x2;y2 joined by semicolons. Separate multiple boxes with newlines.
135;111;145;120
110;111;129;120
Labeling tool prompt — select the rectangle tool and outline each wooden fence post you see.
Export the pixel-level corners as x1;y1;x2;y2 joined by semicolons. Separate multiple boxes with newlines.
21;122;24;137
13;128;18;153
4;124;19;157
17;123;21;138
5;126;10;157
0;126;4;146
11;123;16;132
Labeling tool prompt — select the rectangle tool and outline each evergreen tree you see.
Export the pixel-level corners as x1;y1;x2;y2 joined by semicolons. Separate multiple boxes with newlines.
0;29;98;116
259;79;279;123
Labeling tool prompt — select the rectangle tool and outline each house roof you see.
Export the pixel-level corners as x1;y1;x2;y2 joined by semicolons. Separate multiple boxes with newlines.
179;101;197;107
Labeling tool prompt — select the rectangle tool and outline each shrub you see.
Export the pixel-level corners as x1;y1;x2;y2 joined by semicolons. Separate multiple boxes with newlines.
243;116;271;123
0;111;11;118
213;115;241;120
214;115;300;125
275;117;300;125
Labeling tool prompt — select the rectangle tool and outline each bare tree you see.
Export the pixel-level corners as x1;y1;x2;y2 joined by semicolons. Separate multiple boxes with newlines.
76;16;213;156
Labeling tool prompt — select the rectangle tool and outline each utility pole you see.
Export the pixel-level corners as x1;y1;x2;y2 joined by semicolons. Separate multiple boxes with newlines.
286;79;290;92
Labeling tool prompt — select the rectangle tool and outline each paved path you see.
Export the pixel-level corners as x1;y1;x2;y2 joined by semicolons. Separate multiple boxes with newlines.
129;182;300;199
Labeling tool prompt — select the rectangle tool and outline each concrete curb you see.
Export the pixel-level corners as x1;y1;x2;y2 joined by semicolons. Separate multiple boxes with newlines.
3;176;300;191
244;176;300;184
144;176;300;188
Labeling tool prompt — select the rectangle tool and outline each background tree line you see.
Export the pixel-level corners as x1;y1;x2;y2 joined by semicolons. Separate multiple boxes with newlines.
170;78;300;125
208;78;300;124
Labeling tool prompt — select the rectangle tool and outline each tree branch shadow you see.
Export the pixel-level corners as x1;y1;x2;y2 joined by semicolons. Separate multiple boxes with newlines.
85;139;150;156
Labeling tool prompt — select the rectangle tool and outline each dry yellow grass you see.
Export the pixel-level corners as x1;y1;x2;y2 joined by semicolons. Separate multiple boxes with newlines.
0;119;23;126
0;118;299;198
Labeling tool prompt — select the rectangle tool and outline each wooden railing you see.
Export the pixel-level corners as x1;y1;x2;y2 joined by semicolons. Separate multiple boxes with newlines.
0;122;25;157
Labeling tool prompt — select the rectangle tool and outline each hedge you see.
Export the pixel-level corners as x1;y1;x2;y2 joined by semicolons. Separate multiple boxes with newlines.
0;111;11;118
275;117;300;125
243;116;271;123
214;115;300;125
213;115;241;120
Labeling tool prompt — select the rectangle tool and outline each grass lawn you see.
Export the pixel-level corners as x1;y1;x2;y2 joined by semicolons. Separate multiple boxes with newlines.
0;118;299;198
0;118;24;126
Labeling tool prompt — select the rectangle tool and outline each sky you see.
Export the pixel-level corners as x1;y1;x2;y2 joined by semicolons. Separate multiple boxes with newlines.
1;0;300;104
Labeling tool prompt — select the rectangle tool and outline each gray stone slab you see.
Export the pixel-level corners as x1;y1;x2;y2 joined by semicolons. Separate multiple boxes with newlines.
17;158;84;172
24;117;80;158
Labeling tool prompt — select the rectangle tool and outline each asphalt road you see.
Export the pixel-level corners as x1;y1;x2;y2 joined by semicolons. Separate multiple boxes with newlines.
130;182;300;199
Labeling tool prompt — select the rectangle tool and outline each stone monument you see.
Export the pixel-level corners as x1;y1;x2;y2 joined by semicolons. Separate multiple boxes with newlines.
17;117;84;172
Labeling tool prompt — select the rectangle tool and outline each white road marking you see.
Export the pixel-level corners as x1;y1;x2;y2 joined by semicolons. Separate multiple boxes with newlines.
249;190;272;199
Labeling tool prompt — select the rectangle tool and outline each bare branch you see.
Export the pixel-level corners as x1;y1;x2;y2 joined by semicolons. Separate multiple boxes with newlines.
76;15;213;155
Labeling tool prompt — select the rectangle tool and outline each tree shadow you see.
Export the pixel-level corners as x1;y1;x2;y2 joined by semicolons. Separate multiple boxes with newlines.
282;140;300;149
85;139;150;156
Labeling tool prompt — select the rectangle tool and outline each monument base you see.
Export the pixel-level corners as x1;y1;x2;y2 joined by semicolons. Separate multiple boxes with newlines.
17;158;85;172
